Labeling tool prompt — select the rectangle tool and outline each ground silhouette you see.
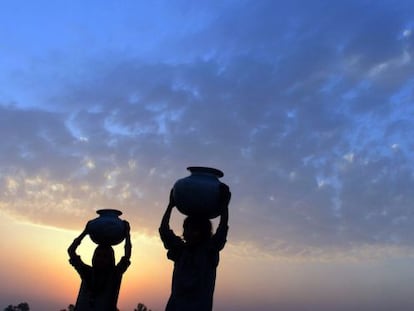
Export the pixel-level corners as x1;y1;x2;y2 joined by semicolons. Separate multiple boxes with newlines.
3;302;152;311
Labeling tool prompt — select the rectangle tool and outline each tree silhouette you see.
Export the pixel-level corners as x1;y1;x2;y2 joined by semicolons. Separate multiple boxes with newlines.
3;303;30;311
134;302;152;311
59;304;75;311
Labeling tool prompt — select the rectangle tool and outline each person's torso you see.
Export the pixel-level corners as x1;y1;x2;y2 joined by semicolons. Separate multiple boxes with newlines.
75;268;122;311
171;244;218;303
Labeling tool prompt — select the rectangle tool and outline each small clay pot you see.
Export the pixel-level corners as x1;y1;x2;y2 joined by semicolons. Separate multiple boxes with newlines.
87;209;126;245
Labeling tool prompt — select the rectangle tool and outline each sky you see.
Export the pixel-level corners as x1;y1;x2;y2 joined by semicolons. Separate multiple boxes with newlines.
1;0;414;310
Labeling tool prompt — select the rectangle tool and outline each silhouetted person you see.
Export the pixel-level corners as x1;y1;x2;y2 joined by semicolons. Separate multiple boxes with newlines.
159;185;231;311
68;221;131;311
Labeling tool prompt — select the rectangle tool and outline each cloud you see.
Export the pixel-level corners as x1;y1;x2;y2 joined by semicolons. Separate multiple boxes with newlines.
1;0;414;259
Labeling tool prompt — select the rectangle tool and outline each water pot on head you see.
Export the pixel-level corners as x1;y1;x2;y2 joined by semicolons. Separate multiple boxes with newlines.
173;166;227;219
87;209;126;246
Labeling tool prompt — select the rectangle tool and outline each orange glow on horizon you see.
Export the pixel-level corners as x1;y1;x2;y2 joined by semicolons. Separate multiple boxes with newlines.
0;212;174;310
4;210;410;311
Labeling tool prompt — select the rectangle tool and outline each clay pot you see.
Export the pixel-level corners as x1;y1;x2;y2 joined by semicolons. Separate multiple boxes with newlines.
173;166;227;219
87;209;126;245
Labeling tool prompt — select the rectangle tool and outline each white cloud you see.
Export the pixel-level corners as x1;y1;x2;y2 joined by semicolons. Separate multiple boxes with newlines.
1;0;414;260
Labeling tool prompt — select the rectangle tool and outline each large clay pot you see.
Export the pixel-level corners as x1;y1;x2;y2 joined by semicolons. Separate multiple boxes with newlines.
173;166;227;219
87;209;126;246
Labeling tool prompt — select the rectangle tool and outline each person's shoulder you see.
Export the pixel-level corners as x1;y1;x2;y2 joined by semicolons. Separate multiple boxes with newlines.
160;228;185;249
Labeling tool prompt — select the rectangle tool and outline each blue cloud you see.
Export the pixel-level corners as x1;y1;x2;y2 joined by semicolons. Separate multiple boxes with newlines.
1;0;414;259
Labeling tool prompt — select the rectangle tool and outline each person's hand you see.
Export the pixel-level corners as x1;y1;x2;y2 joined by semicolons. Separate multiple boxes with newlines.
84;220;92;233
124;220;131;236
219;183;231;207
78;222;90;239
168;188;176;208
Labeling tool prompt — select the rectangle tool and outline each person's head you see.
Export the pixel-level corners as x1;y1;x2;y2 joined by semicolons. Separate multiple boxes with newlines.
92;245;115;270
183;216;212;245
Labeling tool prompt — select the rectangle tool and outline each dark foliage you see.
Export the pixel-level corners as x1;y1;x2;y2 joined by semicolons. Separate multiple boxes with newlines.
3;302;30;311
134;303;152;311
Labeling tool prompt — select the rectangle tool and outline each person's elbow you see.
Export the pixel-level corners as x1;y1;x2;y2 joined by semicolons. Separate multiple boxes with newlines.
67;248;74;258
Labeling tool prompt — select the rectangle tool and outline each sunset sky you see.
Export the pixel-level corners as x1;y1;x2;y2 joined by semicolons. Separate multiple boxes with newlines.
1;1;414;310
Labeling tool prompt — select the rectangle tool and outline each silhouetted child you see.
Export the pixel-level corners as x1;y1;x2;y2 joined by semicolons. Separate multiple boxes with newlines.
68;221;131;311
159;185;231;311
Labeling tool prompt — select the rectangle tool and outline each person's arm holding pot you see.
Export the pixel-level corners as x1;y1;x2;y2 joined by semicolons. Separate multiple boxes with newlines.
68;225;88;259
213;183;231;250
124;220;132;260
160;189;175;231
117;220;132;272
159;189;183;251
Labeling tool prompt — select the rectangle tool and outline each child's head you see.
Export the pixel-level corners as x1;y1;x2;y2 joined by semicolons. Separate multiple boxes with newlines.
92;245;115;269
183;216;212;245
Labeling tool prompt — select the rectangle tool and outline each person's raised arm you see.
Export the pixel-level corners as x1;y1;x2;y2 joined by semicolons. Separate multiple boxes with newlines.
218;183;230;229
68;225;88;258
159;189;184;252
160;189;175;231
123;220;132;260
213;183;231;250
116;220;132;272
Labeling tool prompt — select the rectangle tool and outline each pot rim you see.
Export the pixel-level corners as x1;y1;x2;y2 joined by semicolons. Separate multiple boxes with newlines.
187;166;224;178
96;208;123;216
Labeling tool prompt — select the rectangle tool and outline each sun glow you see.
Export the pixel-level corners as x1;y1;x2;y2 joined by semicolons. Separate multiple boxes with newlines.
0;211;173;310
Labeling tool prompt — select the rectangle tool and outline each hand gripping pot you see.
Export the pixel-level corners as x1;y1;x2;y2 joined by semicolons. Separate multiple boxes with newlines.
87;209;126;246
173;166;228;219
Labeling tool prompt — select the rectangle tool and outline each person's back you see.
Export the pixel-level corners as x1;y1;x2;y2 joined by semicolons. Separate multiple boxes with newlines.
68;222;132;311
164;231;226;311
70;250;130;311
159;187;230;311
